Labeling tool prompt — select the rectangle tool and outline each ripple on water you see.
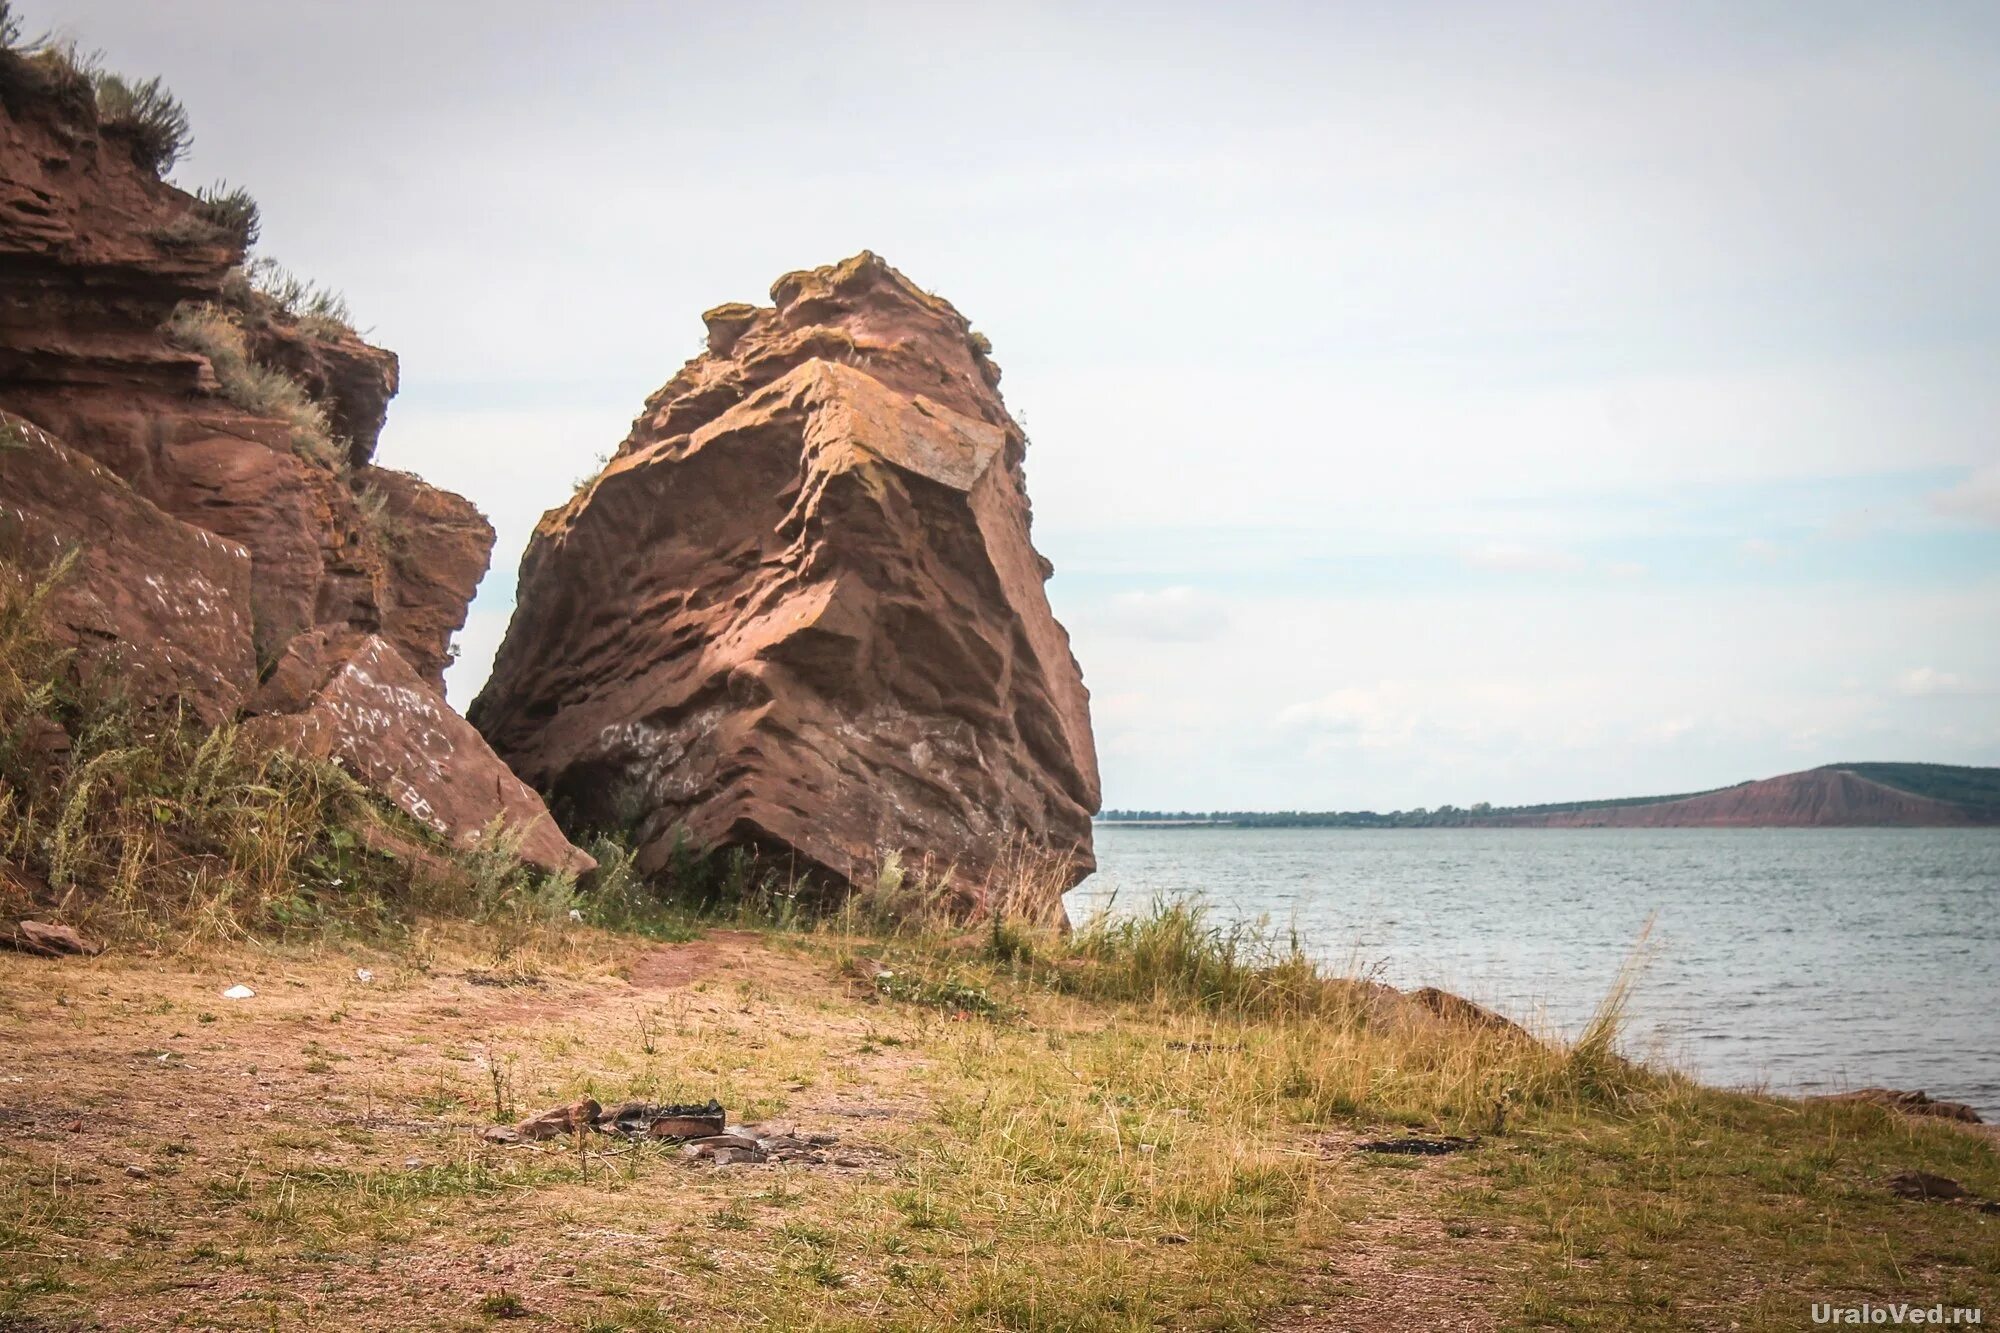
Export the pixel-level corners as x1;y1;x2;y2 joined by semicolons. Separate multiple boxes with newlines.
1069;826;2000;1118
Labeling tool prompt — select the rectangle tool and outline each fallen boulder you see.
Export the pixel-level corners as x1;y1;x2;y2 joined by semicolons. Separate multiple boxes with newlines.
245;635;593;876
1886;1171;1971;1202
471;252;1100;915
1354;1135;1480;1156
483;1098;603;1144
1406;987;1537;1042
1815;1088;1983;1125
0;918;102;957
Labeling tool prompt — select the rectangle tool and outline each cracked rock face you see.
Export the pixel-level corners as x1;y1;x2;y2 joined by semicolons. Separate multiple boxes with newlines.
0;51;587;875
471;253;1099;913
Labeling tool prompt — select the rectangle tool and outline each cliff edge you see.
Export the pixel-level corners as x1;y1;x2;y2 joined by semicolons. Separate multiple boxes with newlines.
0;41;587;874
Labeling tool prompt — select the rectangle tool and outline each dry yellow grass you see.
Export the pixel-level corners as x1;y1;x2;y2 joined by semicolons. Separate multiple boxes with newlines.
0;916;1993;1331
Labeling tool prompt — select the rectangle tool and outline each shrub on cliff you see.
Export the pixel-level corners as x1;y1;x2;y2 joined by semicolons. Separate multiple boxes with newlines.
193;181;261;250
22;37;192;177
243;257;355;338
0;556;387;938
89;69;191;175
164;302;344;468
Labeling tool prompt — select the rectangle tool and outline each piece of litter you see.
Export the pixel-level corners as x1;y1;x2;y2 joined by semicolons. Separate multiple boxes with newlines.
355;968;374;983
568;909;583;922
221;984;255;1000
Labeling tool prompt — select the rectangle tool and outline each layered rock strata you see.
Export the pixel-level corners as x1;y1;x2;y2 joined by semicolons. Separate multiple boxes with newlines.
0;48;586;874
472;253;1097;911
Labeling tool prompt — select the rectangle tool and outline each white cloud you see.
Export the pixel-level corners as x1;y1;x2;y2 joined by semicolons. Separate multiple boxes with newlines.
1930;464;2000;527
1461;543;1587;575
1893;667;1984;698
1095;586;1230;642
1278;684;1422;751
1061;579;2000;809
1646;717;1697;743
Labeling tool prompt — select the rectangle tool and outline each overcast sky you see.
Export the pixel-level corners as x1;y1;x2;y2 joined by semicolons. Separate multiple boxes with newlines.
43;0;2000;809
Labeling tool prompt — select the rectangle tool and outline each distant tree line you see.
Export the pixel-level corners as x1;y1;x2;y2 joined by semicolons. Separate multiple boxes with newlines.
1098;788;1734;827
1835;763;2000;816
1100;762;2000;826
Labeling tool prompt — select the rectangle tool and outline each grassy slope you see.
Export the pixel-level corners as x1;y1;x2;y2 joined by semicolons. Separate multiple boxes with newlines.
0;918;1993;1332
1836;763;2000;816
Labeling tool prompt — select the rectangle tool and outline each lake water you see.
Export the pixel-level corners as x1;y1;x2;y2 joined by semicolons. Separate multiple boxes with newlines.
1066;826;2000;1117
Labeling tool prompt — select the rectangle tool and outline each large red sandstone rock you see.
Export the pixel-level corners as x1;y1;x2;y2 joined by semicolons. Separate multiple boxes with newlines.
472;253;1098;912
0;51;584;875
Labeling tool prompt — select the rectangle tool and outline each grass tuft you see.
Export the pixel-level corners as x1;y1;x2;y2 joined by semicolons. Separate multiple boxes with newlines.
0;556;574;946
243;256;354;338
163;302;344;468
193;181;260;250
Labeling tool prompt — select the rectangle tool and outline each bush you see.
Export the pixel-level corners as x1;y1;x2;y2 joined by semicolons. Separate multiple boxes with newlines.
245;257;354;337
567;833;699;942
164;302;343;468
90;69;190;176
148;211;225;249
193;182;260;251
353;484;407;548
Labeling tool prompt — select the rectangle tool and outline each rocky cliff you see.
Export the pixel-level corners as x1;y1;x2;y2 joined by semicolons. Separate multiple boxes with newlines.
0;45;587;874
471;252;1099;912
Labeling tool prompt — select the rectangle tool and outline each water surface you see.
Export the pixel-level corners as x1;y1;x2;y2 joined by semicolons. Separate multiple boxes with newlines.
1067;827;2000;1116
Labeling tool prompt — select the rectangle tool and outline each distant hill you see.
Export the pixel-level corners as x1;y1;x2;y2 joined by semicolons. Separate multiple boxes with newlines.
1483;764;2000;828
1098;763;2000;829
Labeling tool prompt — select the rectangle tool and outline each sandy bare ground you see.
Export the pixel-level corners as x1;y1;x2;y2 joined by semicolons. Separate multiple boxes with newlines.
0;928;1488;1330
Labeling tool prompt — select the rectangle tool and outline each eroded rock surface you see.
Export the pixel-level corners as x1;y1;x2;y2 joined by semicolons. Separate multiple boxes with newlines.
245;634;593;876
472;252;1098;910
0;412;255;721
0;50;583;874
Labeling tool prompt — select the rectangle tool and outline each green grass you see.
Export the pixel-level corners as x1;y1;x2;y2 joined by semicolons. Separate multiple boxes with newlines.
89;68;190;175
0;899;1993;1330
